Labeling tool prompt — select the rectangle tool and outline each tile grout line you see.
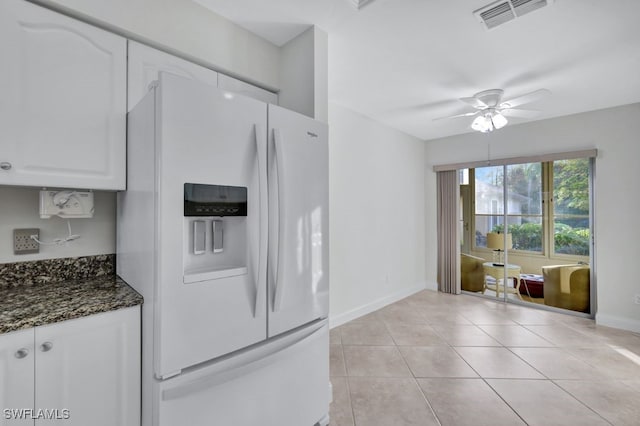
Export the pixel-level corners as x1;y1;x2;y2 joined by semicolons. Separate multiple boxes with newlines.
548;379;615;426
481;378;532;426
392;319;443;426
442;310;551;425
330;290;640;425
338;329;358;426
460;295;619;425
383;306;451;424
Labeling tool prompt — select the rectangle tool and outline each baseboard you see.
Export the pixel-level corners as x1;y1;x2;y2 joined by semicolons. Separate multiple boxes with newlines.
595;313;640;334
424;280;438;291
329;283;427;328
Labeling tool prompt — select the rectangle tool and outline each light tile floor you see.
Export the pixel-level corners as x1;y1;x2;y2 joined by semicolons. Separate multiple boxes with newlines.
329;290;640;426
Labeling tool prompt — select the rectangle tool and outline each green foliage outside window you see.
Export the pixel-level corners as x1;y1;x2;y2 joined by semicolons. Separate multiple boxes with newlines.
554;158;590;213
492;222;589;256
475;158;590;257
553;223;590;255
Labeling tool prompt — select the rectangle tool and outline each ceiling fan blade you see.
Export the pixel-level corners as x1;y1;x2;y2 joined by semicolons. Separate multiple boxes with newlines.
459;97;488;109
500;108;541;118
433;111;479;121
499;89;551;109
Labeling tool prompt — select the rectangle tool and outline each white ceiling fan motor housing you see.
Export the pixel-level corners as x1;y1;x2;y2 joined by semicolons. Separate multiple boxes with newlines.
473;89;504;107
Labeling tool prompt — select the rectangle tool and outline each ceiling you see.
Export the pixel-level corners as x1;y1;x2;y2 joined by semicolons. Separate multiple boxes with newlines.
195;0;640;141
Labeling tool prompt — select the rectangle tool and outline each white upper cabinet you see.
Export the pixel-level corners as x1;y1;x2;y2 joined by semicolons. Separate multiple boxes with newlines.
0;0;127;190
218;74;278;104
128;40;277;107
127;41;219;110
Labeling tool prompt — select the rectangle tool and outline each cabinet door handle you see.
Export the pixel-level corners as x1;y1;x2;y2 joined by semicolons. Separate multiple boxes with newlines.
15;348;29;359
0;162;12;170
40;341;53;352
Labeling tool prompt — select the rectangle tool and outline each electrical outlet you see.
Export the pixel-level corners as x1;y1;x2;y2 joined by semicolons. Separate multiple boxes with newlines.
635;294;640;305
13;228;40;255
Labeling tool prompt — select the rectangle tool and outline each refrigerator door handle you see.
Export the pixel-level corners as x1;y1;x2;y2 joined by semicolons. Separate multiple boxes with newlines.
161;319;327;401
255;124;268;319
272;128;286;312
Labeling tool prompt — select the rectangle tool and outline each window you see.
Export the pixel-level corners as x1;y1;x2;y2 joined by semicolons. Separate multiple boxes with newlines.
471;158;590;259
474;166;505;249
505;162;543;253
552;158;590;256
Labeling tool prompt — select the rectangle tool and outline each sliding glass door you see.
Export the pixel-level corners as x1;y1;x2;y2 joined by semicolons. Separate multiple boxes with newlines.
459;157;594;316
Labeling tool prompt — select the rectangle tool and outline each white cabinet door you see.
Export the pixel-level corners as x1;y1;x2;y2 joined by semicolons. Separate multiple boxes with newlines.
218;74;278;104
0;0;126;190
0;329;34;425
127;41;218;110
34;307;140;426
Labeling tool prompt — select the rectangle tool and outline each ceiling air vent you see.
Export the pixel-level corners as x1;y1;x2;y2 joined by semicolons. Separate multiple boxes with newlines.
474;0;553;30
512;0;550;17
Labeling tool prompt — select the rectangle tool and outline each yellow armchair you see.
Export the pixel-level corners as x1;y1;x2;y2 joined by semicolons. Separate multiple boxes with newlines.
461;253;486;292
542;264;590;313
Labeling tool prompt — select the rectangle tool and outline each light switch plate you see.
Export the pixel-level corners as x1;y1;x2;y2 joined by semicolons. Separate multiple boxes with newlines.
14;228;39;254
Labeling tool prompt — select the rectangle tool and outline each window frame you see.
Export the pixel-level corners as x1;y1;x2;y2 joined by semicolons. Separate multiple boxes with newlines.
470;160;590;262
549;158;591;259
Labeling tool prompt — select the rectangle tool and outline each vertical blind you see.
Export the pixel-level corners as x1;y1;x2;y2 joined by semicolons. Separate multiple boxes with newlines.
437;170;460;294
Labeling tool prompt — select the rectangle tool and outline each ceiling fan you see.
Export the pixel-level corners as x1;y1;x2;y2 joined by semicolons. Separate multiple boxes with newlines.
435;88;551;133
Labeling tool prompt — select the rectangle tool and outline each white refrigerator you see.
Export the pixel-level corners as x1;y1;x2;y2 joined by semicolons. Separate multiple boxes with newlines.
117;73;330;426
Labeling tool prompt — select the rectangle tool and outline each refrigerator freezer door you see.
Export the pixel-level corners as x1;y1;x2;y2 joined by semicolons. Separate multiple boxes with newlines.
267;105;329;338
154;74;268;377
156;320;329;426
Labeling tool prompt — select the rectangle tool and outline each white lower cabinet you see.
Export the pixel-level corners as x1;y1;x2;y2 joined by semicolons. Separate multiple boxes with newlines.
0;307;140;426
0;328;34;425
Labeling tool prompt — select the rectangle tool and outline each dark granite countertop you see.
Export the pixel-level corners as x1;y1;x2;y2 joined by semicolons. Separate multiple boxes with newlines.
0;275;143;334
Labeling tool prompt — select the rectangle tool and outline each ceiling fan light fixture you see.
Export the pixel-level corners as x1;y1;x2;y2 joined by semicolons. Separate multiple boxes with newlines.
471;111;508;133
471;115;492;132
492;112;508;129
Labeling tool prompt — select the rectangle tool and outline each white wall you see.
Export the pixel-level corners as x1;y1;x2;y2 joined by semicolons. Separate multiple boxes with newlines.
279;27;329;122
0;188;115;263
329;102;427;326
313;28;329;123
31;0;281;89
424;103;640;332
